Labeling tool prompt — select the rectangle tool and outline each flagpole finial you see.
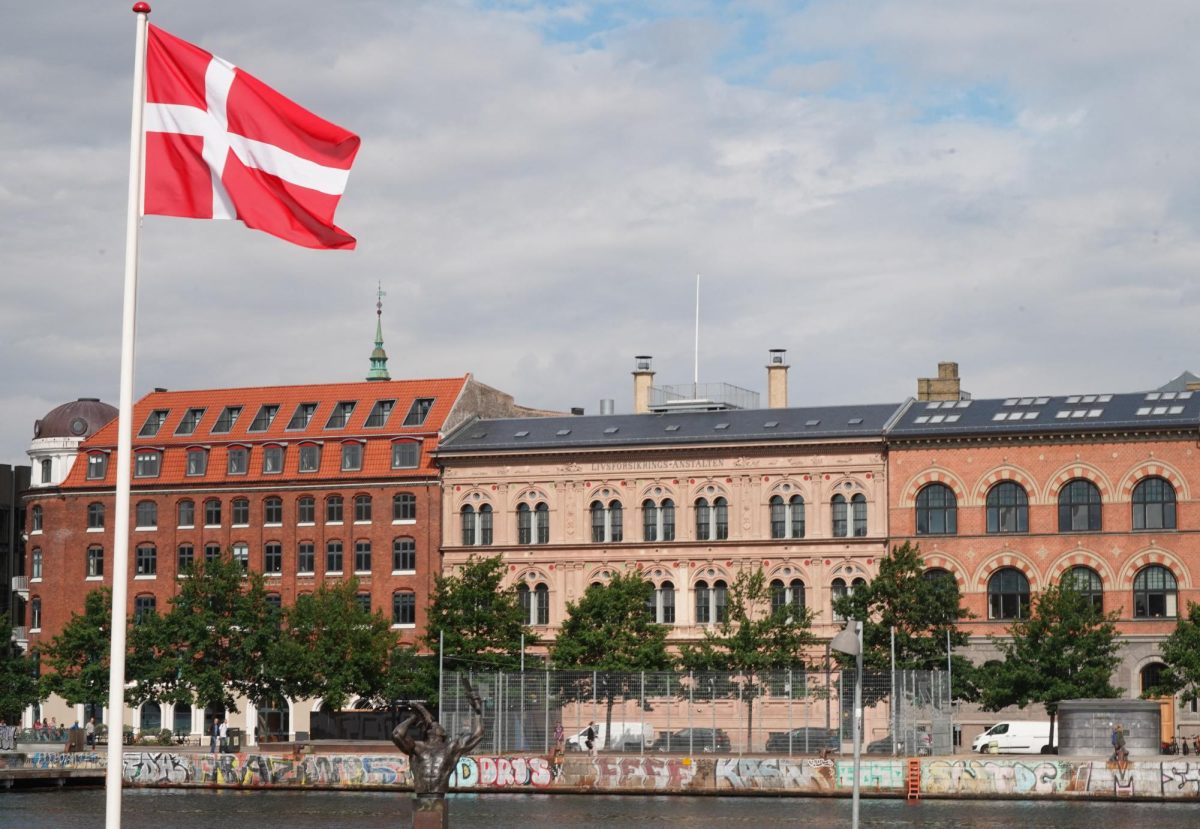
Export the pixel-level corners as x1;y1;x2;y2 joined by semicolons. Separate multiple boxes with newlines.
133;2;151;13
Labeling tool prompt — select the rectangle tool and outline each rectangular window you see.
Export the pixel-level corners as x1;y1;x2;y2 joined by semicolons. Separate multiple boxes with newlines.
391;442;419;469
264;499;283;525
40;459;51;483
355;540;372;573
287;402;317;430
264;542;282;574
249;404;279;432
135;451;160;478
297;497;315;524
393;538;416;572
186;449;208;476
393;493;417;521
139;409;169;437
177;544;194;573
326;401;356;429
31;548;42;580
326;541;344;573
403;398;434;426
365;400;394;427
87;454;107;480
134;596;156;625
356;593;372;613
298;445;321;472
232;543;249;573
136;544;157;576
326;496;344;523
177;500;195;527
135;501;157;529
232;500;250;526
227;447;248;475
262;445;284;474
204;543;221;563
88;503;105;529
297;543;315;574
204;500;221;526
212;406;242;434
87;547;104;578
393;592;416;626
175;407;205;435
355;495;372;522
341;443;363;471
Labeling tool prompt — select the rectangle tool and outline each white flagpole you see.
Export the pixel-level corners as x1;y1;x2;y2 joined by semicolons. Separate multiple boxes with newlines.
106;5;151;827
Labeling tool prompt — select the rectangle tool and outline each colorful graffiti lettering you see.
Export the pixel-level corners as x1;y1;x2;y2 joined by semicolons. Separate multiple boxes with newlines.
715;758;835;791
589;757;695;791
451;756;553;788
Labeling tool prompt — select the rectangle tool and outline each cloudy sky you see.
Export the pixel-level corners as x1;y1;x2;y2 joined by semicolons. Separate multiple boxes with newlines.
3;0;1199;465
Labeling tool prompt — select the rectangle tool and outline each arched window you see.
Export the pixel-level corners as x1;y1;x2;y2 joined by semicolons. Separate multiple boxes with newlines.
1132;477;1176;530
652;581;675;624
1133;565;1177;618
231;498;250;526
1141;662;1168;696
141;702;162;733
590;500;623;543
988;568;1030;620
173;703;192;737
713;579;728;622
393;537;416;572
393;492;417;521
535;503;549;544
643;499;675;542
517;503;532;544
263;497;283;525
135;500;157;529
325;495;343;524
770;495;806;539
695;580;710;625
354;494;372;522
986;482;1028;534
392;591;416;626
916;484;957;535
831;577;865;621
831;495;848;538
923;568;958;592
643;499;658;541
517;583;550;625
88;502;105;529
1063;565;1103;611
30;505;42;532
851;494;867;537
1058;480;1102;532
694;496;730;540
204;498;221;527
460;504;492;546
771;579;806;615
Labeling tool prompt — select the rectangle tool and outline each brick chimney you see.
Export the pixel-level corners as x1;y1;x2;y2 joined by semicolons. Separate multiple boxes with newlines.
766;349;789;408
917;361;962;402
633;355;655;414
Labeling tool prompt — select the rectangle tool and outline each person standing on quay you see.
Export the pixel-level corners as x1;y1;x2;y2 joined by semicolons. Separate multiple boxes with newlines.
219;718;228;752
210;718;220;754
585;722;597;758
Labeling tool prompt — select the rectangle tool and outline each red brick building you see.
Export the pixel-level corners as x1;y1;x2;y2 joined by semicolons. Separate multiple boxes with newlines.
21;374;540;736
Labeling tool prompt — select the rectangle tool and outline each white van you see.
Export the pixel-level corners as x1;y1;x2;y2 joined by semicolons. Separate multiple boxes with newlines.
972;721;1053;754
565;721;653;752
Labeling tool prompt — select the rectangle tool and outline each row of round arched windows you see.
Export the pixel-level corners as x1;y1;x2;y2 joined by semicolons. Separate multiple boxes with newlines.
986;565;1179;620
916;477;1177;535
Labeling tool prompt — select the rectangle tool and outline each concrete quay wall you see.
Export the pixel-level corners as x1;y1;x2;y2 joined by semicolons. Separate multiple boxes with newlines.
6;751;1200;801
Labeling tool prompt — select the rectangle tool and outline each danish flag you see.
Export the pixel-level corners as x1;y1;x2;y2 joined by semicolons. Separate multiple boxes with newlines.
143;25;360;249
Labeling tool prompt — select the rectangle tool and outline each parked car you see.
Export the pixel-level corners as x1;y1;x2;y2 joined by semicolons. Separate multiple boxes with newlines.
564;721;653;752
651;728;731;753
972;721;1053;754
866;733;932;755
764;727;841;753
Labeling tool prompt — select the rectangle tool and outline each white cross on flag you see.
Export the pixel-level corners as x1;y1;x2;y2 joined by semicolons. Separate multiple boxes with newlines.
143;25;360;249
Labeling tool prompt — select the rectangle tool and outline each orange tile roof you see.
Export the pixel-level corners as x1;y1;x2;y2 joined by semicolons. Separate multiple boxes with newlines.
63;377;468;489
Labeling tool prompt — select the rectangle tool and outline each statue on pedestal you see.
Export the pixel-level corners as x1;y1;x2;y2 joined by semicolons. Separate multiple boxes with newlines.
392;679;485;828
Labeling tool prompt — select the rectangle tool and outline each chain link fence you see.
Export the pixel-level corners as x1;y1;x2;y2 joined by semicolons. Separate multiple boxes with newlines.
439;669;951;756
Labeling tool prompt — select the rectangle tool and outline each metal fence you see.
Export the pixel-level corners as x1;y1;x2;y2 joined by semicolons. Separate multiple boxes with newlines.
440;669;952;756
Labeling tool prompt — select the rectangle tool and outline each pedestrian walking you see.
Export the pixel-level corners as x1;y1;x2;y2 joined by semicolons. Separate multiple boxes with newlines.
210;718;220;754
585;721;597;758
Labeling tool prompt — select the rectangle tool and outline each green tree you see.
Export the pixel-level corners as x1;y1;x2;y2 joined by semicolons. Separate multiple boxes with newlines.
832;542;976;701
1;620;40;720
679;567;815;746
38;588;114;714
423;555;535;672
552;571;674;747
978;580;1123;748
275;579;396;711
1148;601;1200;706
131;553;283;714
380;643;439;708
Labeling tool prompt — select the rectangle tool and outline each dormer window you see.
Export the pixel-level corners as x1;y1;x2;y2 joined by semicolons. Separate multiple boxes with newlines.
139;409;169;437
403;398;434;426
249;404;280;432
135;450;161;478
185;448;208;476
365;400;395;428
86;453;108;480
262;445;284;474
175;408;205;435
326;401;356;429
212;406;242;434
391;441;419;469
227;446;249;475
341;441;363;471
287;403;317;430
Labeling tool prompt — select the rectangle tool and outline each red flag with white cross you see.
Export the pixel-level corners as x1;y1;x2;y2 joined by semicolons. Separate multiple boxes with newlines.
142;24;360;250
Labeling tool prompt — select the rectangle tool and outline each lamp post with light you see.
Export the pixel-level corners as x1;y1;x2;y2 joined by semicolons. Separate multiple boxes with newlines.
830;620;863;829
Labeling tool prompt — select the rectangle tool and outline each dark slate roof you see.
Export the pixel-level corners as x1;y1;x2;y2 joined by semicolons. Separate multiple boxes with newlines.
1157;371;1200;393
888;390;1200;439
438;403;905;453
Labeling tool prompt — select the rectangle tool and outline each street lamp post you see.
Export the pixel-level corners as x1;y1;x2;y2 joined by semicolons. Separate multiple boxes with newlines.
831;620;863;829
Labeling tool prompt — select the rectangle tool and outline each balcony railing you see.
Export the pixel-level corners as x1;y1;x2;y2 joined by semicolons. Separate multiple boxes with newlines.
12;626;28;644
11;575;29;594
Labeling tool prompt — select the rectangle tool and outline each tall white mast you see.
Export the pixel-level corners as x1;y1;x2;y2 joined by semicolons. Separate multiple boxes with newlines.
693;274;700;391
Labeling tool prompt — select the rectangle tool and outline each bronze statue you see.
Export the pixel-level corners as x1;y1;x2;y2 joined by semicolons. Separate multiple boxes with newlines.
392;680;485;797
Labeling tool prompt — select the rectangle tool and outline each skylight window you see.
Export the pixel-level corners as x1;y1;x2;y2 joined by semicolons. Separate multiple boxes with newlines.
714;423;730;430
364;400;395;428
848;417;864;425
556;428;572;436
139;409;169;438
764;421;779;428
1146;392;1161;401
664;425;680;432
469;431;487;439
603;426;619;434
287;403;317;430
916;416;931;424
403;398;435;426
1034;397;1049;405
945;414;961;423
1170;405;1185;414
248;404;279;432
1179;392;1193;400
1003;399;1018;406
514;430;529;438
211;406;242;434
325;401;355;429
175;408;205;436
805;419;820;427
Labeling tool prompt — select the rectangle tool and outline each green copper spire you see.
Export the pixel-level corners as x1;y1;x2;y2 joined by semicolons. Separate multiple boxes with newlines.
366;282;391;381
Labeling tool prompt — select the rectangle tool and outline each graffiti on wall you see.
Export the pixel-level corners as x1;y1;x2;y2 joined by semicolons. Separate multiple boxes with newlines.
450;756;553;789
123;752;411;788
1161;762;1200;795
833;760;906;791
715;758;837;791
24;752;104;770
922;759;1081;796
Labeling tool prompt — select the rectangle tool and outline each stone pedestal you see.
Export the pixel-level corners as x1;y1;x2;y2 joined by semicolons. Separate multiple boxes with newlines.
411;795;448;829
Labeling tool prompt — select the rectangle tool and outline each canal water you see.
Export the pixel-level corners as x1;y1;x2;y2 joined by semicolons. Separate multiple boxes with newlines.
2;791;1198;829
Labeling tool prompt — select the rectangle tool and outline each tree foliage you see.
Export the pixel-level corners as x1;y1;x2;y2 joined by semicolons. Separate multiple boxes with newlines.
832;542;976;701
978;580;1123;743
38;588;114;709
1;620;40;720
130;554;283;713
1149;601;1200;706
553;571;674;747
679;567;815;743
275;579;396;711
422;555;535;672
380;643;439;708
